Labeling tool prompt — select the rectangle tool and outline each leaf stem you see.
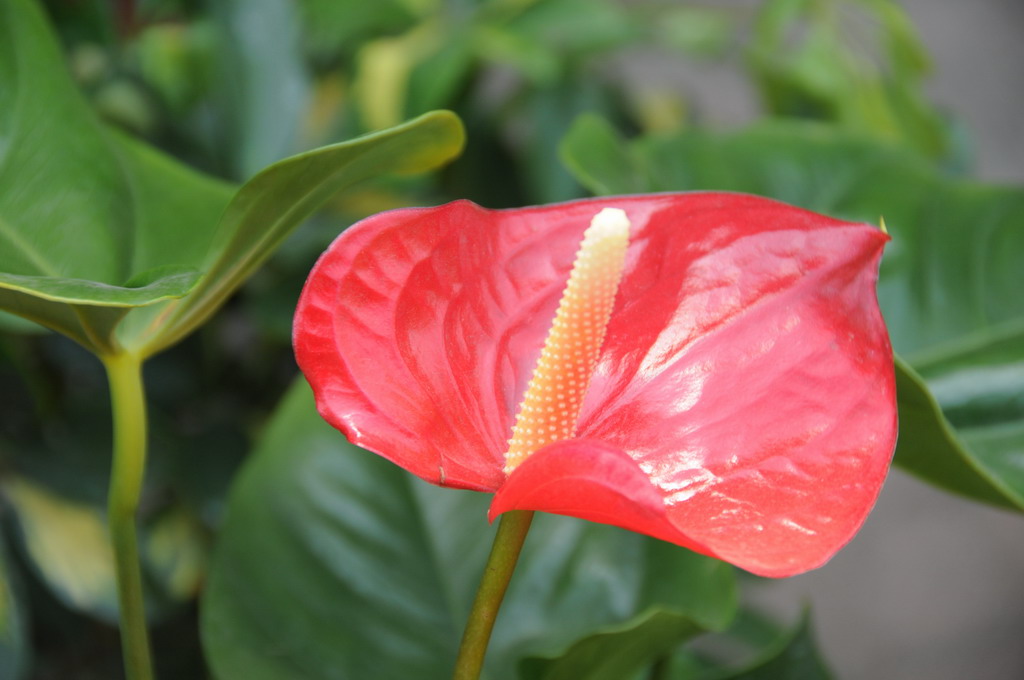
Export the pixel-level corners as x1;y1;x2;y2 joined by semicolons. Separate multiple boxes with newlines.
103;351;155;680
452;510;534;680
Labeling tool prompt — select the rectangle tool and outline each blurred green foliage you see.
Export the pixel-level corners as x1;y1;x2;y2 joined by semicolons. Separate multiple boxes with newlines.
747;0;950;160
0;0;1018;678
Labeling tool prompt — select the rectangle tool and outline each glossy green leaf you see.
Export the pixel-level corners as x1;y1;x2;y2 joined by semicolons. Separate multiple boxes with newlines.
0;272;189;354
0;0;233;354
0;0;465;359
894;357;1021;510
560;115;1024;511
913;320;1024;426
201;381;737;680
138;109;464;356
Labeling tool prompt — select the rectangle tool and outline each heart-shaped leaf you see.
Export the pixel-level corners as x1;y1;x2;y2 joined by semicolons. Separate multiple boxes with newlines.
0;0;231;354
560;115;1024;511
201;381;737;680
0;0;465;358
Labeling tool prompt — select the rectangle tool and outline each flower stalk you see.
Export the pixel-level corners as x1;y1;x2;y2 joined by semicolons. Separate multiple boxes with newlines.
452;510;535;680
103;351;155;680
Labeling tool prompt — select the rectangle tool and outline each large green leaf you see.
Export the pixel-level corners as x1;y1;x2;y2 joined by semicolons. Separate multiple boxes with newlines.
559;115;1024;511
0;0;465;358
131;108;465;356
0;0;229;354
201;381;737;680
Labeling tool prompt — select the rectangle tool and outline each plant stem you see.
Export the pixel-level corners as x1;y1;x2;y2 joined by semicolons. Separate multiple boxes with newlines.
103;351;155;680
451;510;535;680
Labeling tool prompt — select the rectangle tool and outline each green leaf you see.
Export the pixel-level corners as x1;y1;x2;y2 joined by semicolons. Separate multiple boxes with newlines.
0;268;200;306
912;320;1024;427
0;0;234;355
300;0;417;58
201;381;737;680
0;0;465;358
140;109;465;356
211;0;311;178
0;311;42;334
894;358;1022;510
656;7;734;59
501;0;636;59
711;610;833;680
4;476;120;622
557;114;645;196
746;0;947;158
0;260;199;351
2;476;207;622
560;115;1024;511
962;422;1024;502
519;609;703;680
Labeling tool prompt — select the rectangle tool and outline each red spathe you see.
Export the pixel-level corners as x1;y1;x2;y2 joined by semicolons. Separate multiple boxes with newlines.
294;193;897;577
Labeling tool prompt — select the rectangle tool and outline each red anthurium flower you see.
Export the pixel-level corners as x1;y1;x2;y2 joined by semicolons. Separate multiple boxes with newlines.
294;194;896;577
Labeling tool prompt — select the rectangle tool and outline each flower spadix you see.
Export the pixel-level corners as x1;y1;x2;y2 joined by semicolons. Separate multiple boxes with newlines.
294;194;897;577
505;208;629;473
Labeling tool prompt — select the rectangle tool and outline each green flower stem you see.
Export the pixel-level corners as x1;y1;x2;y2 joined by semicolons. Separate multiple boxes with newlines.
452;509;535;680
103;351;155;680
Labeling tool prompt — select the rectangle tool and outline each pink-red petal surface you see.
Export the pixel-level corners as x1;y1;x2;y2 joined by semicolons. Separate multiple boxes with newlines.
294;193;896;576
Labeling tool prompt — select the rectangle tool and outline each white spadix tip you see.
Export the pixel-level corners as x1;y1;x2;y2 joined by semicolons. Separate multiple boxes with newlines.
589;207;631;239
